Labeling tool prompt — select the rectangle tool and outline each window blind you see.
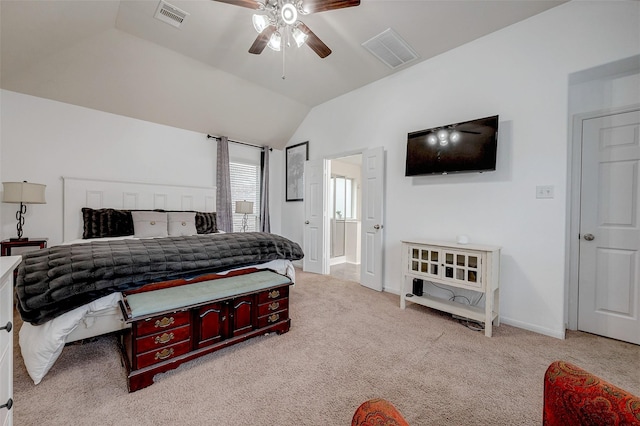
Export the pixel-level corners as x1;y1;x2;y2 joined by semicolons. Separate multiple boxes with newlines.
230;161;261;232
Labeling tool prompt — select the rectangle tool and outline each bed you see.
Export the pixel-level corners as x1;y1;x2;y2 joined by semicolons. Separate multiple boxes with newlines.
17;177;303;384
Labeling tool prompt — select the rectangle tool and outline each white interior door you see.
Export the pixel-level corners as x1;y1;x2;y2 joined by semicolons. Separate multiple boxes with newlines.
360;146;385;291
578;109;640;345
303;158;330;274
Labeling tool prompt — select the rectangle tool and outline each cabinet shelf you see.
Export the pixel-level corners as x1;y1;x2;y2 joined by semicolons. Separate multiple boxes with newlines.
405;293;498;325
400;240;501;337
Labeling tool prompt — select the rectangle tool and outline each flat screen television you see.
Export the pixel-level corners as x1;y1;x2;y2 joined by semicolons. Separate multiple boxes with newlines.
405;115;499;176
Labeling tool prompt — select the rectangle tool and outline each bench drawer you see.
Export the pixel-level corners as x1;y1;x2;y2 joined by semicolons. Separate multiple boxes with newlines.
136;324;191;354
257;286;289;303
135;311;190;337
136;339;191;369
257;309;288;328
258;298;289;317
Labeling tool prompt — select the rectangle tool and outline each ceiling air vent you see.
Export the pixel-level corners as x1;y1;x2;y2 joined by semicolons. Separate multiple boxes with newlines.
362;28;419;69
154;1;189;29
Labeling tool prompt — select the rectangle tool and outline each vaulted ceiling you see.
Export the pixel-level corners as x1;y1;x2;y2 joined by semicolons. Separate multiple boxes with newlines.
0;0;565;149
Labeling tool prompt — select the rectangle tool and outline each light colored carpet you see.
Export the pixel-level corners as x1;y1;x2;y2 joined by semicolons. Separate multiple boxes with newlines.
13;269;640;425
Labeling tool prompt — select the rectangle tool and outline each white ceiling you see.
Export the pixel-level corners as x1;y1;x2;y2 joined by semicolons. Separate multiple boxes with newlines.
0;0;566;149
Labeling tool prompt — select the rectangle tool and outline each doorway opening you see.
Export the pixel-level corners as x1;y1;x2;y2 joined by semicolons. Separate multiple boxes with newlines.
328;154;362;283
566;55;640;345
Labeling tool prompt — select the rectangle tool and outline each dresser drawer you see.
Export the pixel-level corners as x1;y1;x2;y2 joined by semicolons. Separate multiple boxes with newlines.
136;339;191;369
0;346;11;426
257;309;288;328
258;298;289;317
135;311;190;337
257;286;289;304
0;275;12;360
136;324;191;354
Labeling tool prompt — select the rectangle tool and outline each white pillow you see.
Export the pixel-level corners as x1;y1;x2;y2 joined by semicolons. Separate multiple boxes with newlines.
131;211;168;238
168;212;197;236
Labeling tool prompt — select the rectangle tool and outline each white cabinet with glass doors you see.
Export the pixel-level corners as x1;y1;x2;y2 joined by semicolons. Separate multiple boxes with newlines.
400;240;501;337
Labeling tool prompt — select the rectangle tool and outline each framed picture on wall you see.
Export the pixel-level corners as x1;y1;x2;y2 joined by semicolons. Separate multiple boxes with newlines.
286;141;309;202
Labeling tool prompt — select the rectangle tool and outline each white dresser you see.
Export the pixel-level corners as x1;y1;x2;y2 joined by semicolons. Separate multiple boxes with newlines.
0;256;21;426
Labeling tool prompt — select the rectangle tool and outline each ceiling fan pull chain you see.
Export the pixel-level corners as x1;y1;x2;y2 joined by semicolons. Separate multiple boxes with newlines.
282;39;286;79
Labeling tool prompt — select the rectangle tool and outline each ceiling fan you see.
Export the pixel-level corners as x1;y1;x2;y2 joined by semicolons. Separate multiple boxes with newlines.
212;0;360;58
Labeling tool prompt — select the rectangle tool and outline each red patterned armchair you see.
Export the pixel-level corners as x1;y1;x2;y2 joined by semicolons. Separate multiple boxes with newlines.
352;398;409;426
353;361;640;426
544;360;640;425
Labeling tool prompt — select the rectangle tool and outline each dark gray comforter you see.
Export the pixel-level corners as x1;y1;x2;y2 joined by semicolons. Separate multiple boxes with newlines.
16;232;304;325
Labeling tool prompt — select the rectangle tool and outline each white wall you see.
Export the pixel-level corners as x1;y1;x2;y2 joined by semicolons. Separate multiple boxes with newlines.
0;91;3;233
280;1;640;338
0;90;283;244
569;55;640;116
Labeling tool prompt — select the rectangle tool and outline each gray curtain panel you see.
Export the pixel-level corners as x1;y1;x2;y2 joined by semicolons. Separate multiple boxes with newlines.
216;136;233;232
260;147;270;232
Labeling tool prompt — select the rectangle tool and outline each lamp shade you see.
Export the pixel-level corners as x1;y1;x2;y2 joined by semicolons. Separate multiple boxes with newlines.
2;181;46;204
235;200;254;214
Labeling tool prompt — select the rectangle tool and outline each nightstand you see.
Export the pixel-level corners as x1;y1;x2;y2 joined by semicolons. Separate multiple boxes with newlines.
1;238;47;257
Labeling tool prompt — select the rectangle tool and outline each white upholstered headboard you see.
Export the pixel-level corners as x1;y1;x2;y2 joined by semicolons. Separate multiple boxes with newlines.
63;177;216;241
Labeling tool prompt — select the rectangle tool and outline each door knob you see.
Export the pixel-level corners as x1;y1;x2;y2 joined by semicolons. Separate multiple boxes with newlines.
0;321;11;333
374;224;382;230
583;233;595;241
305;221;310;225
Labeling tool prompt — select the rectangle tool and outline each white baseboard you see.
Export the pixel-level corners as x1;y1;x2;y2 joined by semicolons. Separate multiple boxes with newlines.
499;316;566;340
382;285;400;295
330;256;346;266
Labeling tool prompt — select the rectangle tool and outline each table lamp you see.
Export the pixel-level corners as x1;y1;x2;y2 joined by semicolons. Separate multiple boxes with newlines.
235;200;254;232
2;181;46;241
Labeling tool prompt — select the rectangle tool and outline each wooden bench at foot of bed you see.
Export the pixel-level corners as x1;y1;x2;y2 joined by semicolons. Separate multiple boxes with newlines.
119;270;293;392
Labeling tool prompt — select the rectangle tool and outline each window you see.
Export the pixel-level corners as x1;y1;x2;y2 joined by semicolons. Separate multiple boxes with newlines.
330;176;356;220
230;161;261;232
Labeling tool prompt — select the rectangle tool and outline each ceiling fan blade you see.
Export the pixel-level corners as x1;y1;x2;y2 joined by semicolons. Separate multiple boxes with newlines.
211;0;261;10
301;0;360;14
298;22;331;58
249;26;276;54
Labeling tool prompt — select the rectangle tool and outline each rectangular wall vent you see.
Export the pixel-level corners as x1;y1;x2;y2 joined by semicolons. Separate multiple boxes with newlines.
362;28;419;69
154;0;189;28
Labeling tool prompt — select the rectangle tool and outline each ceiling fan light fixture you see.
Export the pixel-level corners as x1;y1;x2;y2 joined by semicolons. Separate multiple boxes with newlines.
268;31;281;51
437;129;450;146
252;14;269;33
223;0;359;62
281;3;297;25
292;26;308;47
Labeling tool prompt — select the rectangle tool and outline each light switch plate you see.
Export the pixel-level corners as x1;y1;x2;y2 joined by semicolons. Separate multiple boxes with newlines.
536;185;554;199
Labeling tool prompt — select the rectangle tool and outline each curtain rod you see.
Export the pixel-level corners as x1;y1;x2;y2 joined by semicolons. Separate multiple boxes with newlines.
207;134;272;151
